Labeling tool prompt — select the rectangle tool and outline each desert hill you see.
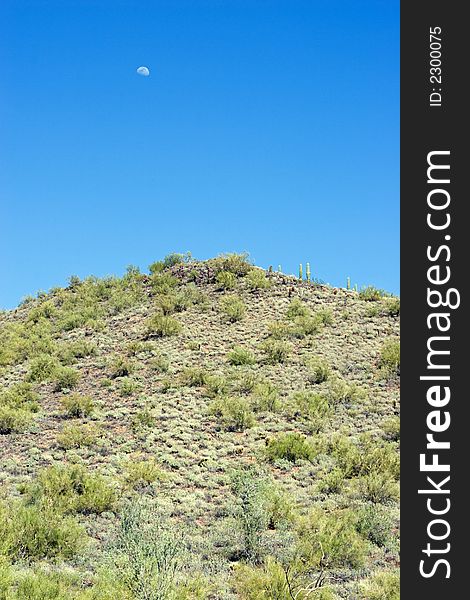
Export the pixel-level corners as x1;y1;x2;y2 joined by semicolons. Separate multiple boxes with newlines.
0;253;400;600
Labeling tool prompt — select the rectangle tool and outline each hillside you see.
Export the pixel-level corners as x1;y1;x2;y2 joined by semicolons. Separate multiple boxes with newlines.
0;254;400;600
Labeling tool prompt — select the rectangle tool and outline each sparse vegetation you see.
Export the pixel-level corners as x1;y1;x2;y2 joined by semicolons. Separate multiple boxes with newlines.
0;257;399;597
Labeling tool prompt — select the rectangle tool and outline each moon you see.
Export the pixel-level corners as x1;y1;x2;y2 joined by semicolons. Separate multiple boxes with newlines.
136;66;150;77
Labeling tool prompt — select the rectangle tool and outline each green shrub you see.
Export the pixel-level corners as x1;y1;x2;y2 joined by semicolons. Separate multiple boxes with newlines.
181;367;209;387
316;468;345;494
219;295;246;322
306;357;331;384
118;377;138;397
27;300;57;323
0;382;39;412
145;314;182;338
203;374;229;398
110;356;135;378
210;397;255;431
379;338;400;378
297;507;369;569
54;367;80;391
288;391;331;433
27;355;59;382
260;339;290;364
233;372;258;394
359;286;390;301
216;271;236;290
358;569;399;600
124;458;166;489
149;353;170;373
60;393;94;418
330;434;400;481
267;321;293;339
325;375;366;404
0;405;34;434
354;472;400;504
251;382;280;412
286;298;311;319
382;416;400;441
56;340;97;364
150;272;179;295
245;269;271;290
234;559;336;600
209;252;253;276
291;315;323;337
57;423;98;450
356;504;397;550
113;502;181;599
265;433;316;463
227;346;255;366
315;308;334;325
131;408;155;430
0;501;85;560
384;297;400;317
11;569;80;600
24;464;116;514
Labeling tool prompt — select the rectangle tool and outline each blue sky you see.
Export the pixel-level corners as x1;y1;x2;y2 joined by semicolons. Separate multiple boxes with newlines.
0;0;399;308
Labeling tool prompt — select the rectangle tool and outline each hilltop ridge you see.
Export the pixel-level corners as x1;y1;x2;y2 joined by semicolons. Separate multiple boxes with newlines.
0;253;400;600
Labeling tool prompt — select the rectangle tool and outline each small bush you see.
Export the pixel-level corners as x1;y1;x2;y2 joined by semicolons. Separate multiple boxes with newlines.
150;272;179;294
315;308;334;325
219;295;246;322
149;353;170;373
384;297;400;317
251;382;280;412
124;458;166;489
57;340;97;364
354;472;399;504
265;433;315;463
110;356;135;378
233;558;335;600
306;357;331;384
131;408;155;430
210;396;255;431
260;339;290;364
145;314;182;338
227;346;255;366
57;423;98;450
288;391;331;433
54;367;80;391
379;338;400;378
297;507;369;569
358;569;399;600
210;252;253;276
316;468;345;494
0;382;39;412
246;269;271;290
325;375;366;404
27;355;59;382
203;374;229;398
286;298;311;319
25;464;116;514
0;501;85;560
267;321;293;339
118;377;138;397
216;271;236;290
291;315;323;338
382;416;400;441
0;405;33;434
181;367;209;387
356;504;397;550
60;393;94;418
113;502;181;600
359;286;390;301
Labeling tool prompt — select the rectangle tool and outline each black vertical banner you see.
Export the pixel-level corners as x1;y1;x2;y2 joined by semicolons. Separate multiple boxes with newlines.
401;2;467;598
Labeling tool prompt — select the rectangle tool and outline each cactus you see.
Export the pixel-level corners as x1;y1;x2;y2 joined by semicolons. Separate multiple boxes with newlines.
299;264;303;280
268;265;273;273
347;277;351;290
278;265;282;273
354;284;358;292
306;263;311;282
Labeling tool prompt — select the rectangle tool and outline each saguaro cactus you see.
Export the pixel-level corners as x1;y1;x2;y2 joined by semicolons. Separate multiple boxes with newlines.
299;264;303;280
306;263;311;282
347;277;351;290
